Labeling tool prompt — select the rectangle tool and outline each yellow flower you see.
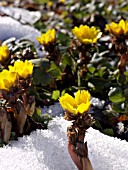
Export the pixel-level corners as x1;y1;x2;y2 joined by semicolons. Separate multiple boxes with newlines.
0;45;10;62
59;90;91;115
9;60;34;79
123;20;128;36
72;25;102;45
47;1;53;7
106;19;128;37
58;0;65;3
36;29;56;46
0;70;17;91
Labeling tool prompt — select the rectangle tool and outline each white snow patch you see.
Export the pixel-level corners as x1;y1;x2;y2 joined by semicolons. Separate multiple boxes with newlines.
0;117;128;170
0;16;40;44
0;16;43;57
0;6;41;25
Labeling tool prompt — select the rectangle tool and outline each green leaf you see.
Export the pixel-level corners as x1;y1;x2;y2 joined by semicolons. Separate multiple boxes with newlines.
36;107;42;116
58;32;71;46
100;67;107;78
118;74;126;84
32;60;60;86
112;102;125;113
88;66;95;74
109;87;126;103
124;71;128;83
96;66;107;78
32;68;52;86
32;68;43;85
33;0;49;4
32;107;52;125
61;54;73;66
61;89;66;96
124;88;128;99
48;61;62;79
32;58;50;69
94;120;103;130
52;90;60;100
89;77;111;91
40;73;52;86
103;128;114;136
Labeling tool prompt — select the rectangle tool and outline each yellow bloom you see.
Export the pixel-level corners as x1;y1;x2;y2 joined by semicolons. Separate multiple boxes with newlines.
36;29;56;46
0;45;10;62
0;70;17;91
106;19;128;37
59;90;91;115
47;1;53;7
124;21;128;36
58;0;65;3
72;25;101;45
9;60;34;79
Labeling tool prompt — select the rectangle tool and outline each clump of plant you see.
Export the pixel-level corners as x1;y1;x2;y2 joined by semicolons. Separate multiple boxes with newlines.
103;19;128;139
0;60;47;146
59;90;94;170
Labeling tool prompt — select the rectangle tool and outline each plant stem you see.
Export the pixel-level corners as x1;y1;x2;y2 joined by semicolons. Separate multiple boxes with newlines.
82;157;93;170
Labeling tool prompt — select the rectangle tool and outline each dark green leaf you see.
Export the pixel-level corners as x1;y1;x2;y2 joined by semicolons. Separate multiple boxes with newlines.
48;61;62;79
61;54;73;66
124;88;128;99
112;102;125;113
109;87;126;103
32;58;50;69
103;128;114;136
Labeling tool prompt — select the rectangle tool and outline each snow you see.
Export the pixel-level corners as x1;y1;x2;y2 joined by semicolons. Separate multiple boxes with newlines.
0;6;41;25
0;16;44;57
0;16;40;43
0;117;128;170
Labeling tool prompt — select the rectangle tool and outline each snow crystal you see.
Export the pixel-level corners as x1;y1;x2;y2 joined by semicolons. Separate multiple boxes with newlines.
0;6;41;25
0;16;44;57
0;117;128;170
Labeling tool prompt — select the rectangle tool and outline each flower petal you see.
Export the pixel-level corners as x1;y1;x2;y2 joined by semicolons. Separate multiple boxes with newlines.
77;103;91;114
75;90;90;105
36;29;56;45
59;93;76;108
72;25;101;45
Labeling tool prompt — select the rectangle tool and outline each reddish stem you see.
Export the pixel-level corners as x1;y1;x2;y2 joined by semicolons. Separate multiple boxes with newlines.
118;54;128;74
68;142;83;170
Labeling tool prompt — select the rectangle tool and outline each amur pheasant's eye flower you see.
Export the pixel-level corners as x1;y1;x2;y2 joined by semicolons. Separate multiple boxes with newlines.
58;0;65;3
124;21;128;36
0;45;10;62
59;90;91;115
0;70;17;91
72;25;102;45
8;60;34;79
106;19;128;37
36;29;56;46
47;1;53;7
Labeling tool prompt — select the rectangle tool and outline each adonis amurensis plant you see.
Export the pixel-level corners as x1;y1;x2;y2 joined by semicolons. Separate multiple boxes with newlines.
36;29;61;65
0;45;10;68
106;19;128;74
70;25;102;86
0;60;44;145
59;90;94;170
